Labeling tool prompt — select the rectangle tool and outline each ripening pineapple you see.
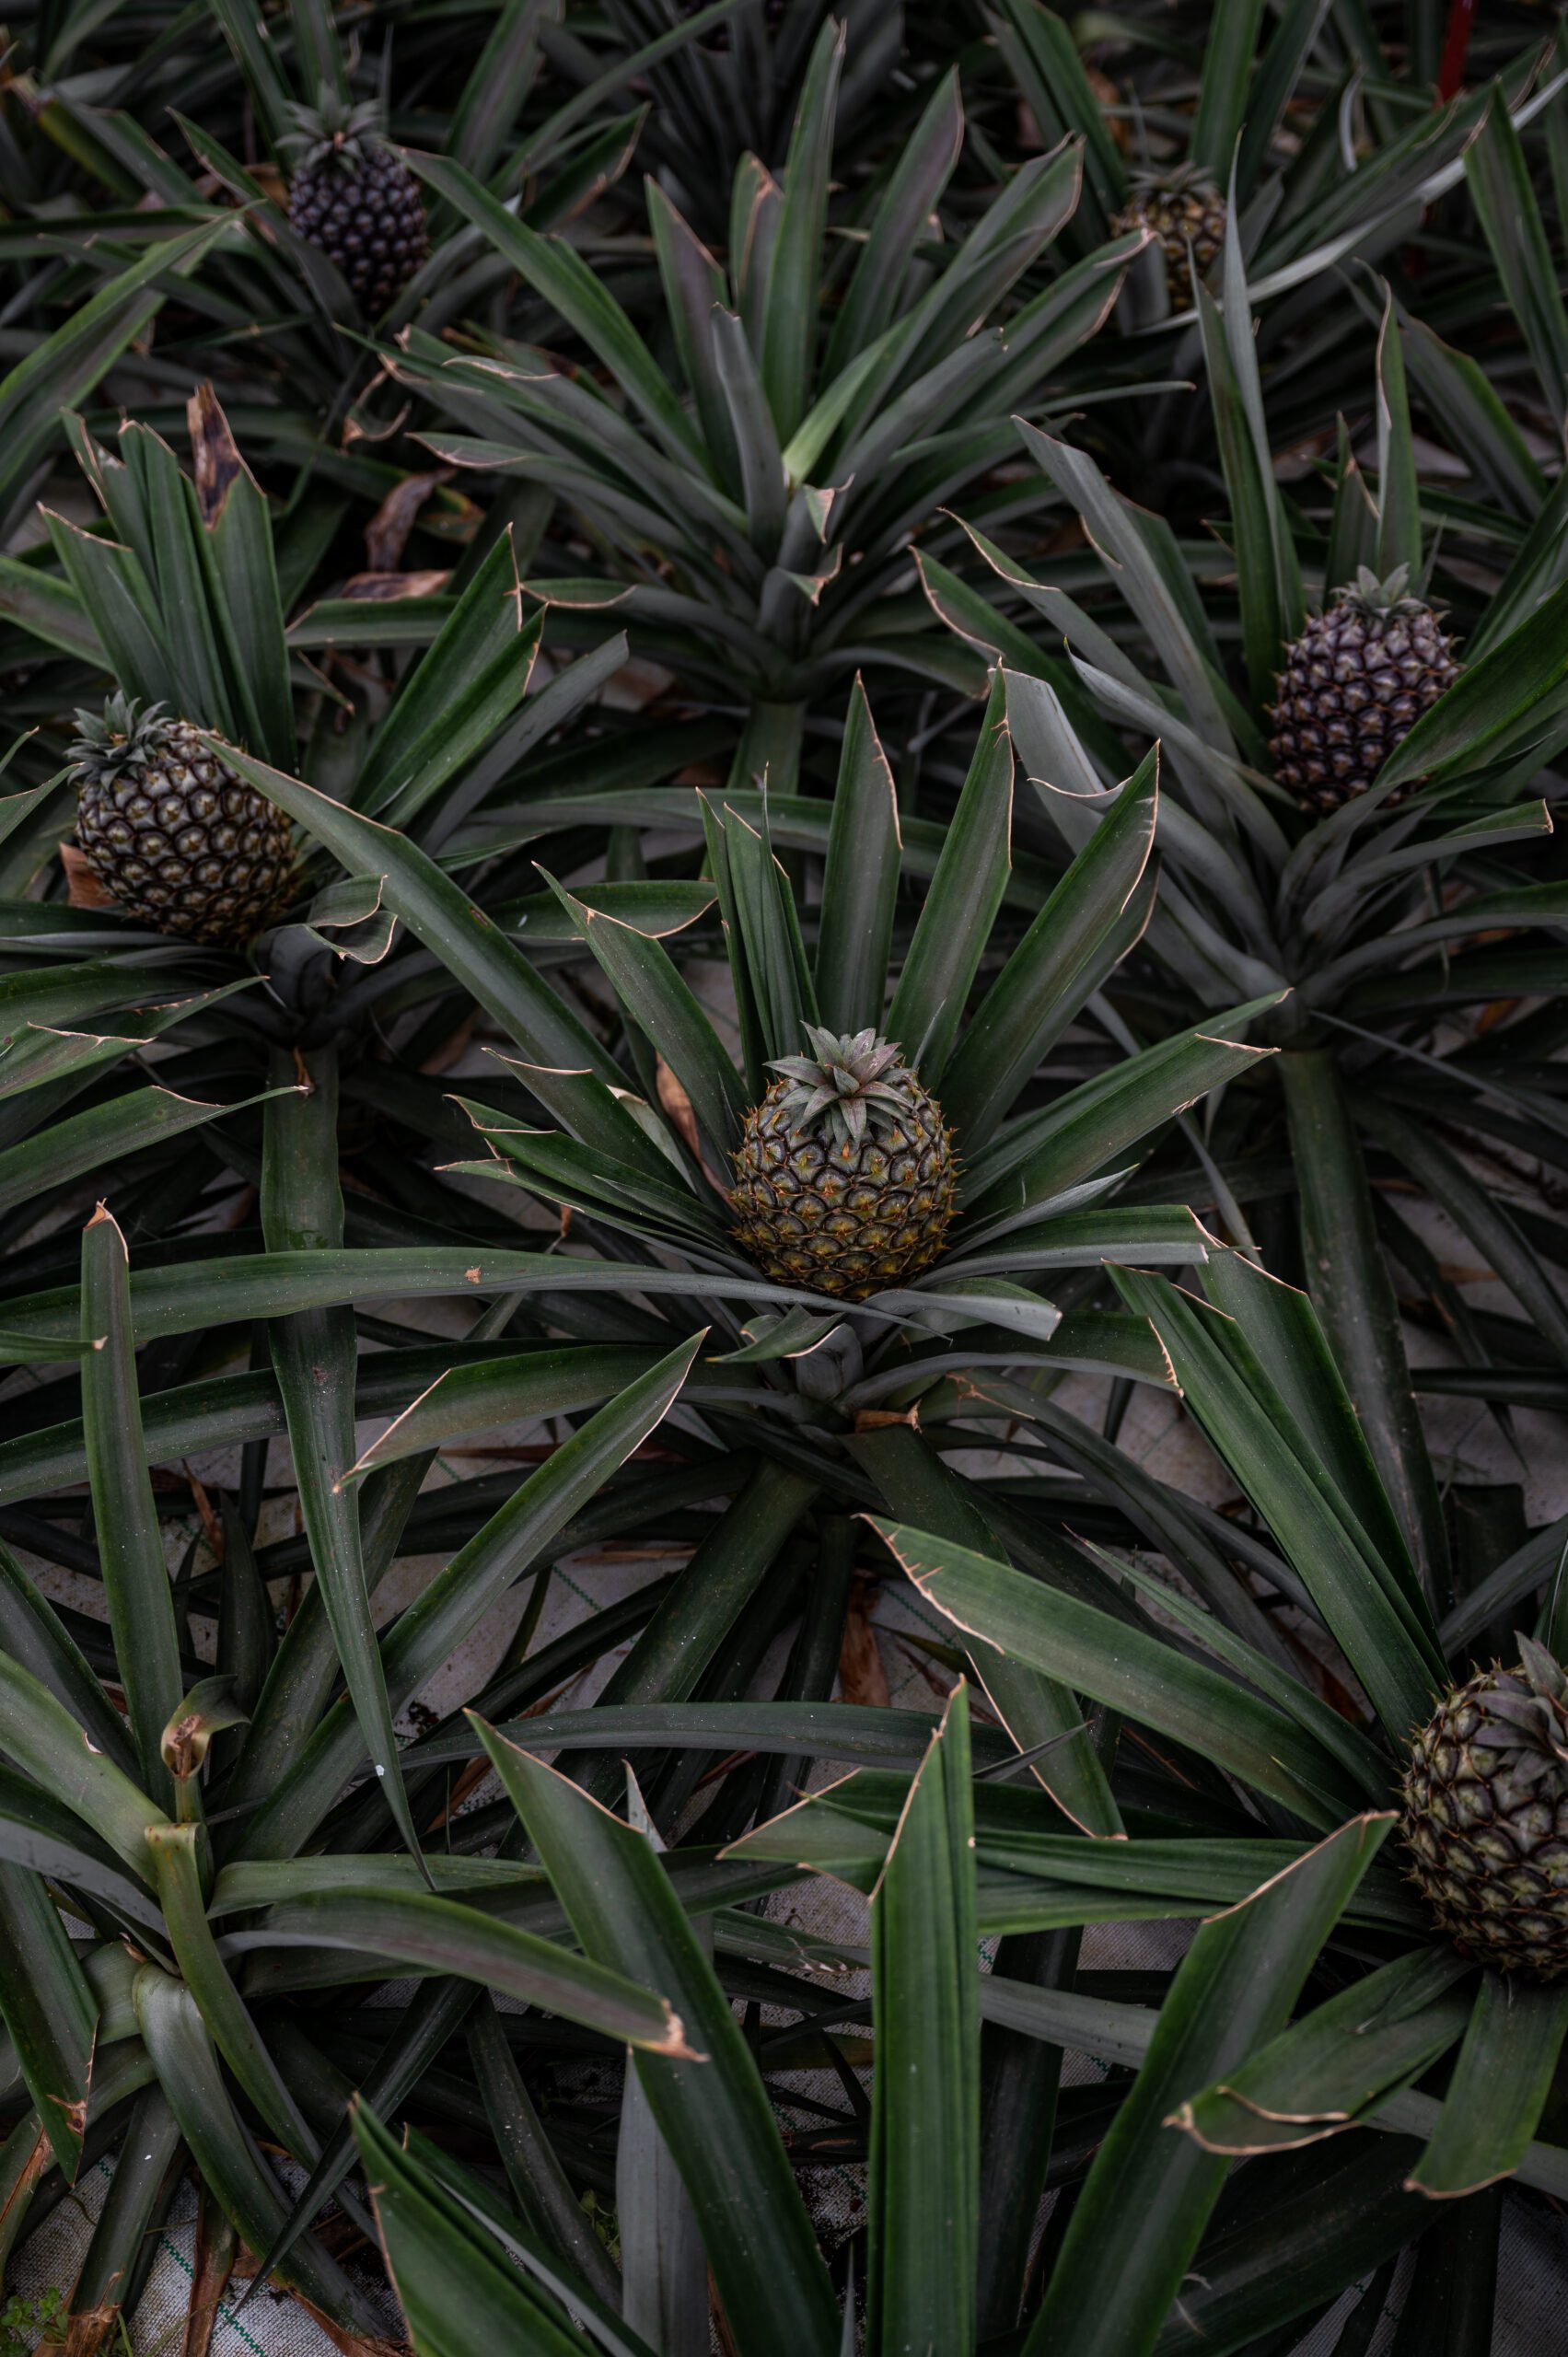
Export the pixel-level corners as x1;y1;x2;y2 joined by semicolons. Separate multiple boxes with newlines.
1401;1636;1568;1980
70;696;293;945
285;90;429;314
730;1027;957;1301
1114;165;1225;308
1268;566;1460;816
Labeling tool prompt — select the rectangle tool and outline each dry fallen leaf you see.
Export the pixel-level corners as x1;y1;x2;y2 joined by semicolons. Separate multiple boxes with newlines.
838;1580;890;1709
60;842;117;910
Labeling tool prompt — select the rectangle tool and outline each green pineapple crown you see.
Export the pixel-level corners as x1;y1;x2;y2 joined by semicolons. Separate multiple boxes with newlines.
282;87;389;177
67;692;172;786
1464;1636;1568;1786
766;1026;919;1155
1331;563;1431;620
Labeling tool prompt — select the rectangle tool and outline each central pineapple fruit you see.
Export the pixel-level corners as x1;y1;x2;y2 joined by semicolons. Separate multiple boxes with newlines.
285;91;429;314
1268;567;1460;816
1114;166;1225;307
730;1027;956;1300
1401;1636;1568;1980
70;696;293;946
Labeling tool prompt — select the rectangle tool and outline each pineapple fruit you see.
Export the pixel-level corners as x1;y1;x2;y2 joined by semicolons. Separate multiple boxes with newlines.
70;695;293;944
1268;566;1460;815
730;1026;957;1300
285;90;429;313
1401;1637;1568;1980
1114;165;1226;308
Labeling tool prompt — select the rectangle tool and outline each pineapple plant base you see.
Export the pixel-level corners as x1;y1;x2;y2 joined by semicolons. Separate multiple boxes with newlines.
730;1027;956;1300
1113;167;1225;308
70;697;293;945
1268;566;1461;815
285;93;428;313
1401;1637;1568;1980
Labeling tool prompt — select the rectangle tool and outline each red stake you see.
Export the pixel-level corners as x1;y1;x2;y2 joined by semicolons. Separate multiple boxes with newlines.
1437;0;1476;102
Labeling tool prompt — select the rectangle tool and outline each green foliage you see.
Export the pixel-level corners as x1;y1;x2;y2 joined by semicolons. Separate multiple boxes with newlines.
0;2284;64;2353
0;7;1564;2354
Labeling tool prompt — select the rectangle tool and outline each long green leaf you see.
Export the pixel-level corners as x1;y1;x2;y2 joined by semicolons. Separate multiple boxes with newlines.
1277;1049;1449;1606
467;1998;622;2312
0;1082;284;1221
1111;1263;1445;1736
866;1683;979;2356
356;537;539;824
1027;1815;1394;2357
261;1049;424;1864
959;995;1278;1223
132;1966;389;2338
402;149;703;467
853;1425;1122;1836
757;20;842;441
1466;88;1568;436
0;1649;164;1879
1408;1973;1568;2198
1373;287;1423;581
474;1724;840;2357
0;1247;816;1361
872;1521;1364;1823
887;669;1012;1084
943;742;1156;1145
0;217;228;523
238;1336;703;1858
813;679;900;1033
1173;1946;1472;2156
0;1867;96;2177
354;2099;638;2357
146;1823;320;2162
226;1887;690;2051
1147;2136;1428;2355
1190;0;1266;184
79;1205;184;1805
544;870;748;1157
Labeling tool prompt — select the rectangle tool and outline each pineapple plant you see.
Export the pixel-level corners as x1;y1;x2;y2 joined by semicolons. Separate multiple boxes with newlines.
730;1027;956;1297
344;1259;1568;2357
68;695;293;944
1402;1639;1568;1980
390;671;1275;1427
936;258;1568;1605
1267;564;1462;814
596;0;907;242
391;23;1147;793
283;89;430;315
1;0;691;470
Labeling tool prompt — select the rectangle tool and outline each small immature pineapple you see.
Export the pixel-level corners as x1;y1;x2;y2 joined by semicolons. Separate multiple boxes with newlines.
730;1027;957;1302
1114;165;1226;308
69;696;293;946
285;90;429;315
1401;1636;1568;1981
1268;566;1460;817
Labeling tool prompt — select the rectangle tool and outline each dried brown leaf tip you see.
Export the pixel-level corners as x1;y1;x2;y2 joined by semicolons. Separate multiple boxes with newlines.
365;468;453;573
187;381;248;525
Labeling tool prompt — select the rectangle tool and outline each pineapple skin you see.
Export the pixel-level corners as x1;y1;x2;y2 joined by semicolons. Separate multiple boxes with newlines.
731;1074;957;1301
75;720;293;946
1114;183;1226;308
1402;1665;1568;1981
289;146;429;314
1269;598;1459;815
